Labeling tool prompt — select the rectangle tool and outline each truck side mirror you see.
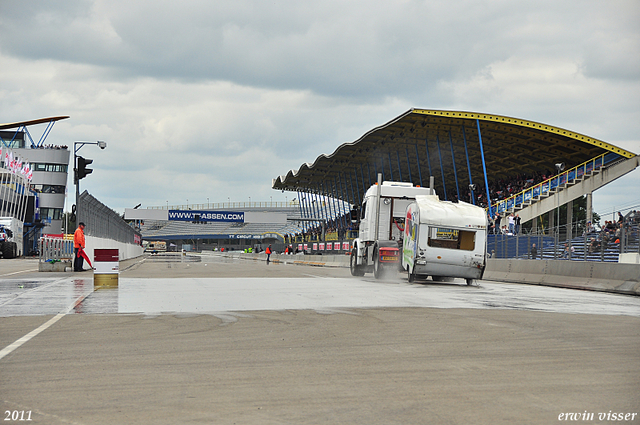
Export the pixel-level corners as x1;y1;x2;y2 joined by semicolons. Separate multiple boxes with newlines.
350;207;359;222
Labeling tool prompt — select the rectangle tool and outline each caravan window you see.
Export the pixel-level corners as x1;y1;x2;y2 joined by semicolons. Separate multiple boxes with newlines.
427;227;476;251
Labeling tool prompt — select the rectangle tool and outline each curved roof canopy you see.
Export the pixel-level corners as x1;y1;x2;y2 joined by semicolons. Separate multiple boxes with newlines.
272;109;635;206
0;116;69;130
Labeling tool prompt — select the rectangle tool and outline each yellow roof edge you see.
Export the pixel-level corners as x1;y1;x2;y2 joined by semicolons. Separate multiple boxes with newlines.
411;109;636;159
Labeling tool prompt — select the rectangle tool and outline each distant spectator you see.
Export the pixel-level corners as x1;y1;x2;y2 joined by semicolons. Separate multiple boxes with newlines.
530;243;537;259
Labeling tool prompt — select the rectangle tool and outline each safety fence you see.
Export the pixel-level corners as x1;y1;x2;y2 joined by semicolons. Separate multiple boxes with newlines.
79;190;141;245
39;237;74;262
252;240;353;255
285;230;358;243
488;217;640;262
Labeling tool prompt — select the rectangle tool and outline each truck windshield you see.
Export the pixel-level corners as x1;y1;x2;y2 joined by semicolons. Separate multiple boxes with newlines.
427;227;476;251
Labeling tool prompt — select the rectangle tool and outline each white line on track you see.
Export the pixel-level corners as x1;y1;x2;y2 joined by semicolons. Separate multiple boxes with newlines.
0;268;39;277
0;284;93;361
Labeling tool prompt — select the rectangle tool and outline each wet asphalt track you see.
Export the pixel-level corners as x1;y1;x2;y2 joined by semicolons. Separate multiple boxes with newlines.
1;254;639;424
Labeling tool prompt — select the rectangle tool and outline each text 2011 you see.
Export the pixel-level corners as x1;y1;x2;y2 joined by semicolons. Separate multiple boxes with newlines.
4;411;32;421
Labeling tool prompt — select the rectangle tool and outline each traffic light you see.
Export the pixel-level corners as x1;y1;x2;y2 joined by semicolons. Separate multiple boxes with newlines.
75;156;93;182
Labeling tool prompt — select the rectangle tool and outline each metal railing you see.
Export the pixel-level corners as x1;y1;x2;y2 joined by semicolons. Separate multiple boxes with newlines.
491;153;613;215
39;237;74;262
147;201;298;210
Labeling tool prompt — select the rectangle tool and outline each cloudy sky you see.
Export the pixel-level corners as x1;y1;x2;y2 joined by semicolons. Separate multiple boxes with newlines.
1;0;639;220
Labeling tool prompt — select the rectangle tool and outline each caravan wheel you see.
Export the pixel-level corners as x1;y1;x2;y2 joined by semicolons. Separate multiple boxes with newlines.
407;265;416;283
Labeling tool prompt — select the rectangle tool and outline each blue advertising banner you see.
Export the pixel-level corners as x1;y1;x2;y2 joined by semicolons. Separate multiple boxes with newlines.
168;210;245;222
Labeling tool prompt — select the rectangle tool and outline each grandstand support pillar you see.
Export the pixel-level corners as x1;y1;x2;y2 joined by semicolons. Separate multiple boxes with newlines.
567;199;573;243
365;163;372;187
355;169;362;205
425;134;433;177
388;152;394;181
316;184;328;237
347;172;356;207
296;190;306;234
396;151;402;182
532;215;538;233
586;192;593;225
549;210;555;235
448;131;460;201
415;144;423;187
476;120;492;215
462;126;475;205
436;134;447;200
336;176;347;228
405;148;412;184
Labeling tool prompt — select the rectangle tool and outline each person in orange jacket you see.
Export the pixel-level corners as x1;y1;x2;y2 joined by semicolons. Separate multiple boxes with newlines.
266;244;272;263
73;222;86;271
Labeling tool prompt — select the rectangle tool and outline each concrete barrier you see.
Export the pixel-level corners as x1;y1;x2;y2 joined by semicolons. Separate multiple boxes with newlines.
206;252;640;296
209;251;351;268
38;260;72;272
484;259;640;296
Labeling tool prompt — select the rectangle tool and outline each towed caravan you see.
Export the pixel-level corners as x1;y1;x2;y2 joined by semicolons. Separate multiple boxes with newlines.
402;195;487;285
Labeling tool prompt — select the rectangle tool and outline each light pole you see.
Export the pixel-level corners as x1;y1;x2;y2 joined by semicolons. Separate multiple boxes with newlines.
74;140;106;229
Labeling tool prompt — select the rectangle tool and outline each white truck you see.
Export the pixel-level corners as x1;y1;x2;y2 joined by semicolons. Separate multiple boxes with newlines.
350;176;435;279
0;217;23;259
402;195;487;285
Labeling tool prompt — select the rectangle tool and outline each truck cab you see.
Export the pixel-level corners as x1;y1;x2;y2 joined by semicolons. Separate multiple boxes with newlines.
351;179;435;279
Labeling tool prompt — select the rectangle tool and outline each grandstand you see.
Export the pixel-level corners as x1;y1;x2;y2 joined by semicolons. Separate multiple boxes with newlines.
272;108;639;262
138;201;351;251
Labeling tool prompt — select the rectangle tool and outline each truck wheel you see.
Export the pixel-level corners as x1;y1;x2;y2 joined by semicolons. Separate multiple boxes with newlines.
373;250;384;279
3;242;14;259
350;248;365;276
466;278;474;286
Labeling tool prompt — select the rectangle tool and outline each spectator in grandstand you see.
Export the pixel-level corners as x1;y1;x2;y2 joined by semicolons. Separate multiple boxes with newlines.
508;214;515;234
515;214;521;235
585;221;594;235
488;214;495;234
494;213;501;234
530;243;537;259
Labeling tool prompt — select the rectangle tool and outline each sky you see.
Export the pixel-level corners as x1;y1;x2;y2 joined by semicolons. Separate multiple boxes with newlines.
1;0;639;221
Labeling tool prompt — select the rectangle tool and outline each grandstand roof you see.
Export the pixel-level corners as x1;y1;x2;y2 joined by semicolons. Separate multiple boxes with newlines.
0;116;69;130
272;109;636;205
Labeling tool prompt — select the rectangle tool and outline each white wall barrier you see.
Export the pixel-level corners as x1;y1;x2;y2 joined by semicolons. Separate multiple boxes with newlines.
38;235;143;272
85;235;143;262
